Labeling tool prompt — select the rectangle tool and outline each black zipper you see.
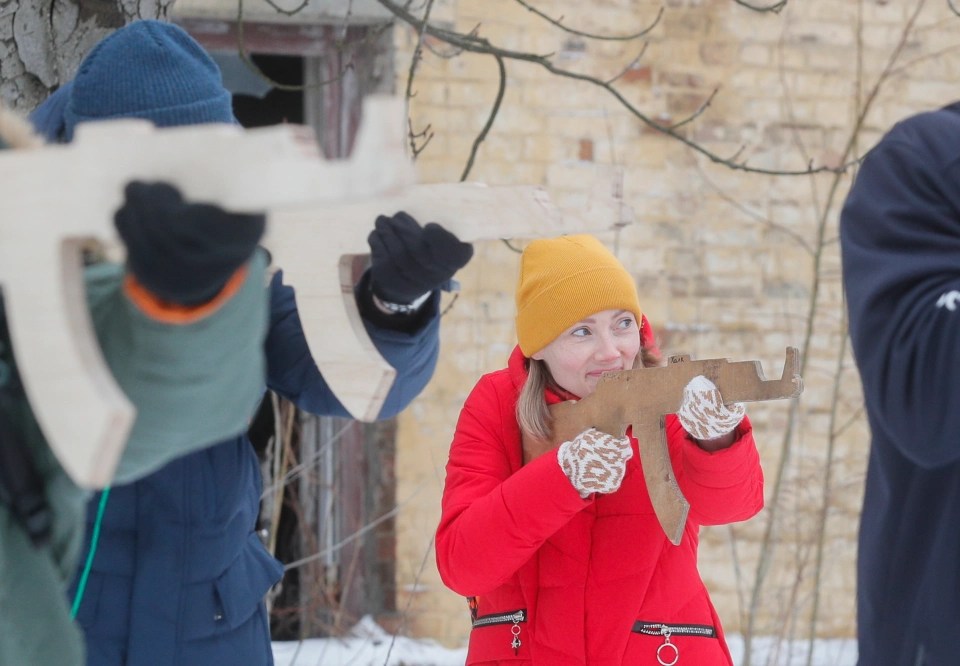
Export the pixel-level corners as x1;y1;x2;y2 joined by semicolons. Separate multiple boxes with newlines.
472;608;527;656
632;621;716;638
471;608;526;628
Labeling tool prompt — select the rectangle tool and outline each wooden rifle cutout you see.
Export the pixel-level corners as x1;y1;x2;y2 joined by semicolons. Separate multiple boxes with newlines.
0;95;627;488
524;347;803;545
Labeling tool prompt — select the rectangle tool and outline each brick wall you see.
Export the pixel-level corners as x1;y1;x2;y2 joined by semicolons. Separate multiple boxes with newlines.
388;0;959;648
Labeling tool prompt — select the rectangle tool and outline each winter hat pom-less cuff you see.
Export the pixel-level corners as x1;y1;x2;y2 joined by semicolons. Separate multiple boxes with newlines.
515;234;642;357
63;20;234;141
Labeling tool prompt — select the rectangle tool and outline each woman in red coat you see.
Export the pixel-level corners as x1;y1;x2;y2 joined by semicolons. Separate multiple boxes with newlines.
436;234;764;665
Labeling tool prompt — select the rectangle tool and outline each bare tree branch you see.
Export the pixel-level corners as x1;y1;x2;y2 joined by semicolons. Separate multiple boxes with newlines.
501;239;523;253
407;117;434;158
376;0;851;176
888;41;960;76
733;0;788;13
439;292;460;316
691;160;815;255
662;86;720;131
460;55;506;181
423;37;468;59
233;0;399;92
282;487;423;570
513;0;663;41
806;311;849;664
743;2;929;662
724;144;747;164
605;43;650;85
260;418;352;497
404;0;437;158
832;403;867;438
259;0;310;17
383;535;435;665
404;0;436;100
265;396;298;558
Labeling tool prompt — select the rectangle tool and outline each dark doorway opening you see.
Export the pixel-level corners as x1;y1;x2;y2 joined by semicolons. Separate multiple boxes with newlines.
231;54;303;128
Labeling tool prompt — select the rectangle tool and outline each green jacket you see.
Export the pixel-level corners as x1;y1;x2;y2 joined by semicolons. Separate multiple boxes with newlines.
0;252;267;665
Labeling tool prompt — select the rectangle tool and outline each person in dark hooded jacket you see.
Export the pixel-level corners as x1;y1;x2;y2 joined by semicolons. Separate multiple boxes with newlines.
30;19;473;666
840;103;960;666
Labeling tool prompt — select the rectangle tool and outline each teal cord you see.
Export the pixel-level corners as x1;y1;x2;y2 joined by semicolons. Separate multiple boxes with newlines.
70;486;110;619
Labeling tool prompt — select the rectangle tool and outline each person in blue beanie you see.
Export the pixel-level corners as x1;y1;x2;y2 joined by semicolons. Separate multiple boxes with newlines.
30;19;473;666
840;103;960;665
1;99;268;664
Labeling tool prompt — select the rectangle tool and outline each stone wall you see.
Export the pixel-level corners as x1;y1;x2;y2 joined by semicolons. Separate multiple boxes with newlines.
387;0;958;648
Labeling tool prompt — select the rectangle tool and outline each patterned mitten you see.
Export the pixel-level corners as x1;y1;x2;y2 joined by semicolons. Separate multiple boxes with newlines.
557;427;633;499
676;375;746;440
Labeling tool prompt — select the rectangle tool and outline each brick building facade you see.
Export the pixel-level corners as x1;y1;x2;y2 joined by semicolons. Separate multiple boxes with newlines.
168;0;954;650
387;0;958;649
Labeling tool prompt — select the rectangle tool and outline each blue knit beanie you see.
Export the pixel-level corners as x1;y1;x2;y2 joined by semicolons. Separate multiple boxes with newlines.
63;20;234;141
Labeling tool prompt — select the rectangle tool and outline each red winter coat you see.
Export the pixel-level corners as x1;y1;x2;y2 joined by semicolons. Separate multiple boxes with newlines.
436;346;764;665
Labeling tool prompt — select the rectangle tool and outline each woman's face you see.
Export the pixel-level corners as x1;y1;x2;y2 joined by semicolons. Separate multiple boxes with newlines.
532;309;640;398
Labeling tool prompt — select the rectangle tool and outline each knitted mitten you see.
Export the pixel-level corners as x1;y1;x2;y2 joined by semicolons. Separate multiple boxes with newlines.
676;375;746;440
557;427;633;499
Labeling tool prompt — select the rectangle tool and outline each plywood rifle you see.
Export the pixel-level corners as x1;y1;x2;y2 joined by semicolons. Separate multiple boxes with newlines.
0;95;629;487
523;347;803;545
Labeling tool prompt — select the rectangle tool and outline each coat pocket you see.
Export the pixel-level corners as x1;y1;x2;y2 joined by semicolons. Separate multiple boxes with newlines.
629;620;722;666
467;608;528;663
181;531;284;640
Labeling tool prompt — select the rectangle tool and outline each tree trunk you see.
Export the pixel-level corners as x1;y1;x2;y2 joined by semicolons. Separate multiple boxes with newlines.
1;0;174;113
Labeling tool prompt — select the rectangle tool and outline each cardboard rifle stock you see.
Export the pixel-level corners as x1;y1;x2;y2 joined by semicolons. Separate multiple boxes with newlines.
525;347;803;545
0;95;628;488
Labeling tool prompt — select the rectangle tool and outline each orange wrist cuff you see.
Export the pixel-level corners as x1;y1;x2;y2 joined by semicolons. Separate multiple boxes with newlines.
123;264;249;324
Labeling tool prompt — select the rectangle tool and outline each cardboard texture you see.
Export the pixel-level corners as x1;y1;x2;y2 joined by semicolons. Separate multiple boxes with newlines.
523;347;803;545
0;95;628;488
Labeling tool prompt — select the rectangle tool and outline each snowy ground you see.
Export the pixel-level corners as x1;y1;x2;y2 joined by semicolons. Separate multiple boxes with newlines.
271;616;466;666
727;634;858;665
272;616;859;665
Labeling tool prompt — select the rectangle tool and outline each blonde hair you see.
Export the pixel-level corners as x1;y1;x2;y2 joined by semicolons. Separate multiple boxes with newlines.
516;333;664;443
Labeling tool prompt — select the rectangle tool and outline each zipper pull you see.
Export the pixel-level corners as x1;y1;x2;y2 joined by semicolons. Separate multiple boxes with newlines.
510;612;523;655
657;625;679;666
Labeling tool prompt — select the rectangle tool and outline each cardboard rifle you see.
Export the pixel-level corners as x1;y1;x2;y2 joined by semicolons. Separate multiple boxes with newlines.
523;347;803;545
0;95;628;489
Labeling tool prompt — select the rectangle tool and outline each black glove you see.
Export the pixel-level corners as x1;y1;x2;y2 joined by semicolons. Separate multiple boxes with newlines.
367;211;473;305
114;181;266;306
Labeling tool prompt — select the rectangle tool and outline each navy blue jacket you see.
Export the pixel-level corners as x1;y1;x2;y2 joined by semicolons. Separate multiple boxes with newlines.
68;272;441;665
840;102;960;666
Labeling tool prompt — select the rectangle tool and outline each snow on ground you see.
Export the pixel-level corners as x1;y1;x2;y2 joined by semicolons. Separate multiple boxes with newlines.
727;634;858;665
272;616;466;666
272;616;859;665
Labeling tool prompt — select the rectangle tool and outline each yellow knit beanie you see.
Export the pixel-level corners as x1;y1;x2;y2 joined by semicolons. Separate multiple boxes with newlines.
515;234;642;357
